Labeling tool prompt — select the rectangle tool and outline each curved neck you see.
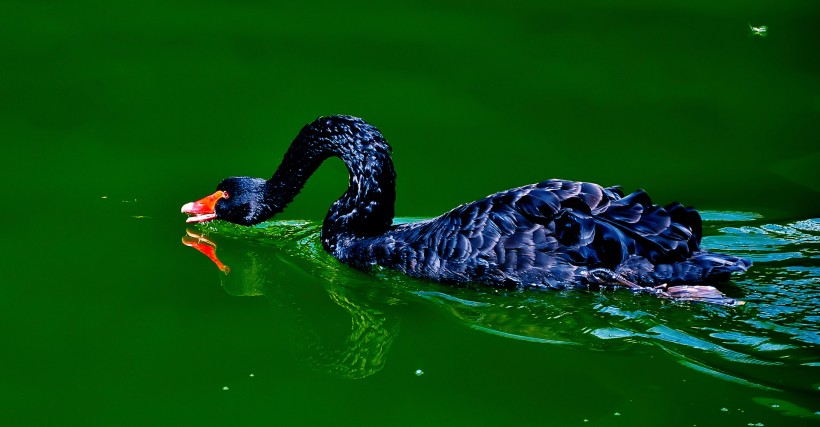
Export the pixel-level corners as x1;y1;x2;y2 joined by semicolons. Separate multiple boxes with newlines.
266;117;396;252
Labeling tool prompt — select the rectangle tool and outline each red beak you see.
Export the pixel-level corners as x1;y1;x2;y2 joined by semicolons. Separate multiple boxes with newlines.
181;190;228;223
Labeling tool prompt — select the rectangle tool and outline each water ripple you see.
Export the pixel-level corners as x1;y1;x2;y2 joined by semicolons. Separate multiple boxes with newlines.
195;214;820;392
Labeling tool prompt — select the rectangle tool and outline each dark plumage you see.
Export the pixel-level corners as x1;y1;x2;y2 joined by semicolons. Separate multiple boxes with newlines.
182;115;751;291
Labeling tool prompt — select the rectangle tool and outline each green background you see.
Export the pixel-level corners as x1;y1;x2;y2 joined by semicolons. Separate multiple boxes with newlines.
1;1;818;426
4;0;819;220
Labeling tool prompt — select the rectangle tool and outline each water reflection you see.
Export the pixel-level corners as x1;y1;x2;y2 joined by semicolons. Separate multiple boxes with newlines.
182;224;399;379
181;214;820;397
182;230;230;274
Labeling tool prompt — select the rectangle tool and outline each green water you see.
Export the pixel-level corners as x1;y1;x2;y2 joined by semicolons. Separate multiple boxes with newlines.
2;1;819;426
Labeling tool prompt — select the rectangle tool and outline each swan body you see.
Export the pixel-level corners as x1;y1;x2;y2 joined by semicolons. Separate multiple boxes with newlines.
182;115;750;291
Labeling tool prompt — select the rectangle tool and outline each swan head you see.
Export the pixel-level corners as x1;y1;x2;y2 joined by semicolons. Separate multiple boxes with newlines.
181;115;394;228
182;177;272;225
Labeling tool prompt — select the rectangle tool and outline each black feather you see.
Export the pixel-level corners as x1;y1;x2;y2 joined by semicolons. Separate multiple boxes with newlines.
192;115;751;290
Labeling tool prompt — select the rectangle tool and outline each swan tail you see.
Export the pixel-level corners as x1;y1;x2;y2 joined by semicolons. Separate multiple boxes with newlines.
608;253;751;306
651;251;752;284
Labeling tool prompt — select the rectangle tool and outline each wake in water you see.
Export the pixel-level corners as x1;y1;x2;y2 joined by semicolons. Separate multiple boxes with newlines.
183;212;819;398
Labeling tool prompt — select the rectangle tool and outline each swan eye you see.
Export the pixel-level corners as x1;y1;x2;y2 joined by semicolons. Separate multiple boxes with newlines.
222;191;230;199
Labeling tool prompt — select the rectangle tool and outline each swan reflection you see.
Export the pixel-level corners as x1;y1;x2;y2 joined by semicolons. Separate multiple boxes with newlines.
182;226;398;379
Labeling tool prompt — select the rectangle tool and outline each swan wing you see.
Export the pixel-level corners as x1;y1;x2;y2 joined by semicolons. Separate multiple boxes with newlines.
397;179;701;286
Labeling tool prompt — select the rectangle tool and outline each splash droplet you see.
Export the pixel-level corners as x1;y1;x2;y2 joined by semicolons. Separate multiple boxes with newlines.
415;369;424;376
222;386;229;391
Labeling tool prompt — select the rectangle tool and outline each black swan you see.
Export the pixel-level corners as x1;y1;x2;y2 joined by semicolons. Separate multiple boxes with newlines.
182;115;751;303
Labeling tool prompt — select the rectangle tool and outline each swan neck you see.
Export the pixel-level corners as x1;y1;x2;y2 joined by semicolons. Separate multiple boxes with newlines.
266;120;396;250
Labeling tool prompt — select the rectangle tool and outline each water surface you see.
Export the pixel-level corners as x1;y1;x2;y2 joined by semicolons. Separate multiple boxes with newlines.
2;1;818;426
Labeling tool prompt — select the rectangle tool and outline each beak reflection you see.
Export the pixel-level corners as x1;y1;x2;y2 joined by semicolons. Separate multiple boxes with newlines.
182;229;230;274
